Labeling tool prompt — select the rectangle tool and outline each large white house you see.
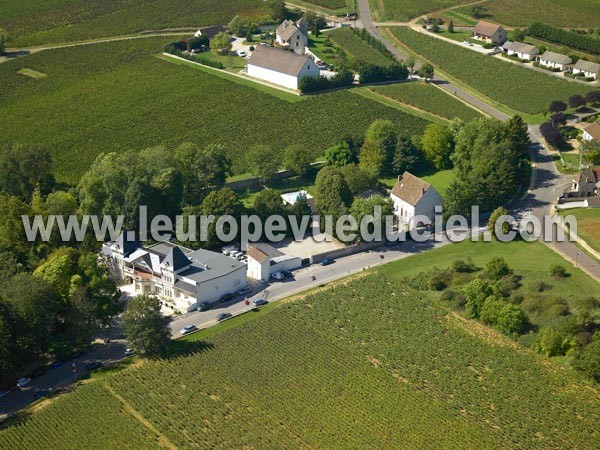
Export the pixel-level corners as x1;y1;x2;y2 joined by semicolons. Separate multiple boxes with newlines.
246;45;319;90
472;20;507;46
572;60;600;80
102;234;247;313
389;172;443;229
539;51;572;71
246;243;302;282
276;18;308;55
502;41;540;61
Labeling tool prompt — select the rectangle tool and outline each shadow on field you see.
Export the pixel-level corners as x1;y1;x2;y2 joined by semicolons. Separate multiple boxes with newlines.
167;340;214;359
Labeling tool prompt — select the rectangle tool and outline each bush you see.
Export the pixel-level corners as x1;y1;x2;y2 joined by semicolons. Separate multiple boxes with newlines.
573;337;600;382
451;258;476;273
533;280;551;292
550;264;568;279
535;326;575;357
358;63;408;84
485;257;512;280
299;67;354;93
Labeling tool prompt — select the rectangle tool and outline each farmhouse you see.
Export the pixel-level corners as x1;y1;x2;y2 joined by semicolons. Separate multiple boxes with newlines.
583;122;600;143
572;60;600;80
246;45;320;90
538;51;572;71
472;21;507;46
571;166;600;197
276;18;308;55
102;234;247;313
246;243;302;282
389;172;443;229
502;41;540;61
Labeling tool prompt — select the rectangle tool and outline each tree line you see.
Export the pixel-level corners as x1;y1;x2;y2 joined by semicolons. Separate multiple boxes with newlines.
527;22;600;56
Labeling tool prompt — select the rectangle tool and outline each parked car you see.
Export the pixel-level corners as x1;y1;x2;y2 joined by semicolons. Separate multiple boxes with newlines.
253;298;268;307
222;245;239;255
317;63;328;70
33;390;49;401
124;348;135;356
220;293;234;303
84;362;103;371
464;40;473;47
320;257;335;266
237;286;251;296
51;360;64;369
237;50;247;58
271;272;285;281
216;312;232;321
180;325;198;335
197;301;210;312
281;270;293;278
16;377;32;388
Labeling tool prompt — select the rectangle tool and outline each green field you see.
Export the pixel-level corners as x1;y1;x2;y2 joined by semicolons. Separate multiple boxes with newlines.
373;82;483;121
0;0;268;47
385;27;593;116
2;266;599;448
372;0;474;22
299;0;348;10
456;0;600;28
327;28;393;67
0;38;430;184
566;208;600;252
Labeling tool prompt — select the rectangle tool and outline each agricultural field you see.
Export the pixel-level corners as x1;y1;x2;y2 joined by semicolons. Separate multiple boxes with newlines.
0;38;430;185
371;0;474;22
385;27;593;116
0;0;268;47
565;208;600;252
2;271;600;448
326;28;393;67
298;0;348;11
456;0;600;28
373;82;483;121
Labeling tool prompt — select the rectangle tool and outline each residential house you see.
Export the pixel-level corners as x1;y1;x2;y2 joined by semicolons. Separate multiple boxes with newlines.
102;235;247;313
583;122;600;143
246;243;302;282
280;190;317;213
538;51;572;71
501;41;540;60
571;166;600;197
572;59;600;80
472;21;507;46
389;172;443;229
276;19;308;55
246;45;320;90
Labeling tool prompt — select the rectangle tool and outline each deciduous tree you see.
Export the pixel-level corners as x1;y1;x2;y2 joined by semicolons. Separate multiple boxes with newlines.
122;294;171;357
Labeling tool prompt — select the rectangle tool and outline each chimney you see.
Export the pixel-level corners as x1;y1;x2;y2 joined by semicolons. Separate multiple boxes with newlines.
421;188;426;195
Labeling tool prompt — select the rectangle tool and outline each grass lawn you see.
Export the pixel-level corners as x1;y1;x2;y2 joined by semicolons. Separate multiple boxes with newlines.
3;269;599;448
194;51;248;72
0;37;431;185
0;0;268;47
566;208;600;252
456;0;600;28
238;173;318;208
372;81;483;121
432;29;474;43
385;27;594;118
380;169;455;196
372;0;474;22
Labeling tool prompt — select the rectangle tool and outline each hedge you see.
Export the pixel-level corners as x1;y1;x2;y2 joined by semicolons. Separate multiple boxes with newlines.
528;22;600;55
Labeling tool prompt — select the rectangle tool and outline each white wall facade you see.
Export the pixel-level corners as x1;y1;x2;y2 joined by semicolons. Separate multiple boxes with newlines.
247;257;270;282
247;64;300;89
391;189;443;229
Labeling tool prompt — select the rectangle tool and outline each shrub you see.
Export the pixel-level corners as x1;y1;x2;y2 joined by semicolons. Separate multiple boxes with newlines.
533;280;551;292
463;278;493;319
358;63;408;84
535;326;575;357
550;264;568;279
451;258;476;273
572;337;600;382
299;67;354;93
485;257;512;280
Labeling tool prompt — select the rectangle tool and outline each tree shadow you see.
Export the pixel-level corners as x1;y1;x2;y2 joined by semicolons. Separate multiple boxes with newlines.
165;339;214;359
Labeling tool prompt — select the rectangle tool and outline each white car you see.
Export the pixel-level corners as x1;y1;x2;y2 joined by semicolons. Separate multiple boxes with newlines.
124;348;135;356
17;377;32;388
180;325;198;335
237;51;247;58
271;272;285;281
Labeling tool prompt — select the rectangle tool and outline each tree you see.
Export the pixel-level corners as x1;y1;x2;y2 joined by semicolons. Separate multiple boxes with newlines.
392;135;421;175
283;144;313;177
585;91;600;104
268;0;287;22
448;19;455;33
471;5;487;18
359;119;398;178
572;336;600;381
187;35;209;51
122;294;171;357
0;28;8;55
485;257;512;280
212;32;232;55
536;326;574;357
246;145;280;183
488;206;510;237
359;140;386;180
421;123;453;169
340;163;372;194
495;303;527;335
505;115;530;157
253;188;286;219
418;63;434;81
581;139;600;165
325;142;355;167
405;56;415;77
228;15;245;36
549;100;567;114
199;188;244;248
550;264;568;279
348;197;394;242
304;11;326;37
463;278;493;319
314;166;353;219
0;144;54;200
569;94;586;109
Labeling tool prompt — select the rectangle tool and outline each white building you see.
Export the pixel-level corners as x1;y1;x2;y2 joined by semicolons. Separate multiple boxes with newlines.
246;243;302;282
583;122;600;143
538;51;572;71
276;18;308;55
102;235;247;313
389;172;443;230
501;41;540;60
246;45;320;90
472;21;507;46
280;190;317;213
572;60;600;80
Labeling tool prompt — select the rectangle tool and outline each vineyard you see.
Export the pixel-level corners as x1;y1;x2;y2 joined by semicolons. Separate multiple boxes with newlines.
0;38;429;184
2;272;599;448
372;0;473;21
0;0;268;47
372;82;482;121
386;27;593;116
456;0;600;28
300;0;347;11
327;28;393;67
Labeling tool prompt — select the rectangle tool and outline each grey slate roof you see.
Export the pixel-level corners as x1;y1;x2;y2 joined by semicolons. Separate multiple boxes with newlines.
540;51;572;65
114;231;140;257
161;246;191;271
179;248;245;283
573;59;600;74
247;45;312;76
502;41;539;55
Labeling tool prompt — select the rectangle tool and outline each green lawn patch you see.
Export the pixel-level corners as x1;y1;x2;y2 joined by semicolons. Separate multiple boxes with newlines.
17;68;47;79
327;28;393;67
566;208;600;252
385;27;593;116
0;38;431;184
373;81;483;121
194;51;248;72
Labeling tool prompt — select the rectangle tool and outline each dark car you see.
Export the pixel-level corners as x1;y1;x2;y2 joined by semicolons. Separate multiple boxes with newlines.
253;298;268;307
33;390;49;401
220;293;234;303
320;257;334;266
237;286;252;296
216;312;232;321
51;360;64;369
281;270;293;278
197;302;210;312
85;362;103;372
